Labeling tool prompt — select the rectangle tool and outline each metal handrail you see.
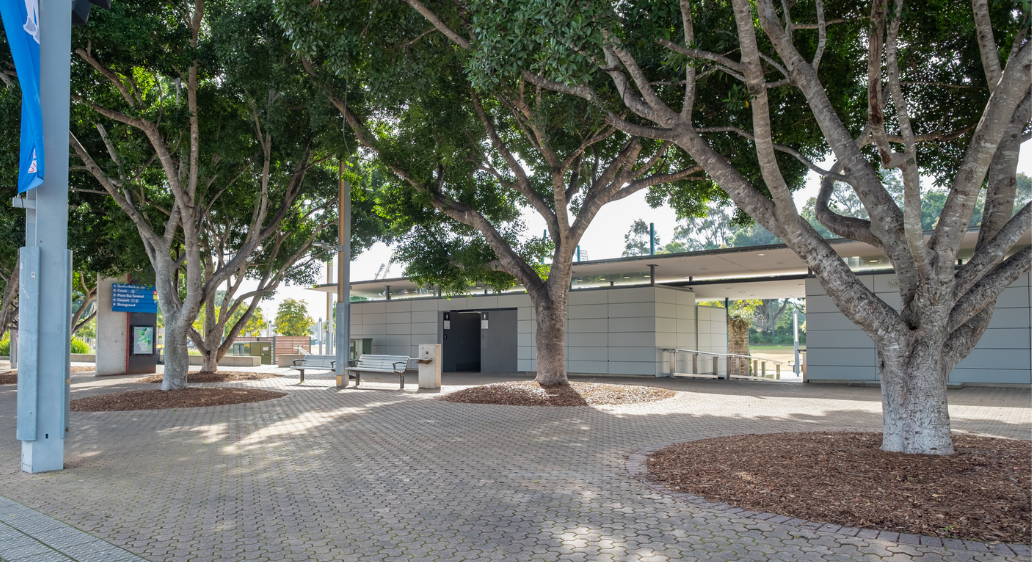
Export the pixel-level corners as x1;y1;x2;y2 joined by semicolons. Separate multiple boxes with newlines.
663;348;789;380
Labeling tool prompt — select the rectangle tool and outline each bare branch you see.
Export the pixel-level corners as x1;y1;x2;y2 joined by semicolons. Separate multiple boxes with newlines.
403;0;470;49
971;0;1003;91
949;245;1031;332
697;126;849;180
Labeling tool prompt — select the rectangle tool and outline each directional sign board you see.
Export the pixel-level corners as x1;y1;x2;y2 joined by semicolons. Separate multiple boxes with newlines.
111;284;158;313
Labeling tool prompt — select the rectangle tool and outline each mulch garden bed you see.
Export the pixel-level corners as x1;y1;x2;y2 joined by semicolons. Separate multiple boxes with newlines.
70;387;286;411
441;380;675;406
137;371;280;384
0;366;96;385
647;432;1031;544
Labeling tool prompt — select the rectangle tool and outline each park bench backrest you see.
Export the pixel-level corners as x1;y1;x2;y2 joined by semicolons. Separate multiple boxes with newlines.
355;355;409;373
300;355;335;368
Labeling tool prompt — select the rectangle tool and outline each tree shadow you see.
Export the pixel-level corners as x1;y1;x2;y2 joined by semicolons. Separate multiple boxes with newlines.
0;373;1028;561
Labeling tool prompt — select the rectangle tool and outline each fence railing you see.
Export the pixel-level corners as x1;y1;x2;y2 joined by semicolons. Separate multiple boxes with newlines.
662;348;791;380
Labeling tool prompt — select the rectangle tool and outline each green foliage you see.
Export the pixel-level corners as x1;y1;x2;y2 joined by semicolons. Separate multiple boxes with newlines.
0;332;8;356
242;309;268;337
275;299;313;336
70;337;93;354
76;318;97;339
275;0;717;296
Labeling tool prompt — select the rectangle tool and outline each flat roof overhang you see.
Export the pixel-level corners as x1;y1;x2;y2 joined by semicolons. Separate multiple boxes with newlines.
311;229;1029;301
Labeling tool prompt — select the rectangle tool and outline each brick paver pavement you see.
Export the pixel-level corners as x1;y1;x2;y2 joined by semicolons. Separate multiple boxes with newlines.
0;368;1029;561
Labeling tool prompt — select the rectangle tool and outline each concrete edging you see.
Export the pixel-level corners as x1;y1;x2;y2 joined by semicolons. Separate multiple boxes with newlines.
625;441;1030;558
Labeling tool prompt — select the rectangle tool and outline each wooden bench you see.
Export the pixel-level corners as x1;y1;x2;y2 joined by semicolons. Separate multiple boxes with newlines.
290;355;342;384
346;354;410;389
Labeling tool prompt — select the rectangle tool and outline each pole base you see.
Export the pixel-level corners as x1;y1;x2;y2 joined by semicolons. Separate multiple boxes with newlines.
22;439;64;473
336;375;346;388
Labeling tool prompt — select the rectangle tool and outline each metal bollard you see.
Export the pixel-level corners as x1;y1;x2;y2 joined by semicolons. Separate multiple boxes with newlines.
776;364;780;380
762;361;767;378
752;359;757;377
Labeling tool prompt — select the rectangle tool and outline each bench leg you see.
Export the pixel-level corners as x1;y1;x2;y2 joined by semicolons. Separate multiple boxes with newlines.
299;369;304;384
399;375;404;390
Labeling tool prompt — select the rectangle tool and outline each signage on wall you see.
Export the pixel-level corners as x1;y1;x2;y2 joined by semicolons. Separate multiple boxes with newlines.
481;312;489;330
112;284;158;313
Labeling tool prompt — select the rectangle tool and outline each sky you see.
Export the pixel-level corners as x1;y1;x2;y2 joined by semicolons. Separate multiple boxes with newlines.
260;143;1032;325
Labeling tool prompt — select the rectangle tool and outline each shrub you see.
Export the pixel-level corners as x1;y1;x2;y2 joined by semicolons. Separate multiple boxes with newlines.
70;337;92;354
0;333;9;356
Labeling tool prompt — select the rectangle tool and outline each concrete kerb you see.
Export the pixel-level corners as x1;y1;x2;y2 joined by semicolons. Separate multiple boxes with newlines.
625;441;1032;559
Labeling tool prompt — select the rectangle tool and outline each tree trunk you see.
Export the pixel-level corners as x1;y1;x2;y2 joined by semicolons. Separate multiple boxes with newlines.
200;348;218;373
532;288;569;386
162;321;190;390
878;334;954;455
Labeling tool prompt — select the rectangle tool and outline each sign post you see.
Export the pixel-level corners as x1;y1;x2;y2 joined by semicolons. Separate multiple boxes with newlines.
13;0;73;473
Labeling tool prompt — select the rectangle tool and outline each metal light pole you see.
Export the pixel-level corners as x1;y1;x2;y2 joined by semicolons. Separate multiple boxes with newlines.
335;162;350;387
325;259;332;355
17;0;73;473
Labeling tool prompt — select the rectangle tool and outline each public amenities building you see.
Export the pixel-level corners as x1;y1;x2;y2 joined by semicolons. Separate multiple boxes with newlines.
313;229;1031;386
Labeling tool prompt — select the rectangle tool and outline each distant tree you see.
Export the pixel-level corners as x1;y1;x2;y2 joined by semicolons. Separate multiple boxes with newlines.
241;308;268;338
275;299;313;337
657;240;688;254
753;300;790;333
623;219;659;256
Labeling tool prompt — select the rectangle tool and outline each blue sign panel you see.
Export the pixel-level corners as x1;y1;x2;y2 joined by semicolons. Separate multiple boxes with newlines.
0;0;44;192
112;284;158;313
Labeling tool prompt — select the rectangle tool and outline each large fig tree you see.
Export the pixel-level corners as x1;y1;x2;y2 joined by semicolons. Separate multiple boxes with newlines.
467;0;1030;453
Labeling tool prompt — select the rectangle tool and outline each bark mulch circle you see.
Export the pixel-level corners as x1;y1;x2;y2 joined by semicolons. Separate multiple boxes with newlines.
136;371;280;384
1;366;96;385
647;432;1030;544
70;387;286;411
441;380;675;406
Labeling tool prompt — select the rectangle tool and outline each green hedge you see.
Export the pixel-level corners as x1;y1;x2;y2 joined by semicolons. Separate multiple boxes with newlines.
70;337;92;354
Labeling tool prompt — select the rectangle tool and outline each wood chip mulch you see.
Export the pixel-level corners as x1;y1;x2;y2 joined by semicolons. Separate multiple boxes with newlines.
70;387;286;411
441;380;676;406
647;432;1031;544
136;371;280;384
0;366;96;385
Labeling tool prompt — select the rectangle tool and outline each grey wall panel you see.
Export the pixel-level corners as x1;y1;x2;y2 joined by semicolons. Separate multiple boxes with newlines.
609;302;655;318
570;318;609;333
568;360;609;373
955;348;1031;371
569;332;608;347
806;328;875;349
807;365;878;380
608;317;654;333
568;304;609;319
985;307;1031;329
808;347;878;367
950;369;1031;384
568;347;608;361
963;328;1032;349
609;332;655;347
805;271;1030;384
806;311;876;331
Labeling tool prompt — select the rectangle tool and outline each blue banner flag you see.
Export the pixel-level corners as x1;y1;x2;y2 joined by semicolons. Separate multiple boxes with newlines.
0;0;44;193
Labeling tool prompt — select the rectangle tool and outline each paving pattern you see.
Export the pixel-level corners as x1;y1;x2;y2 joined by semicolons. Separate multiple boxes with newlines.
0;367;1029;561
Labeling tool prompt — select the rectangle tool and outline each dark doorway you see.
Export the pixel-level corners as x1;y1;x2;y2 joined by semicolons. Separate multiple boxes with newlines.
443;312;481;371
